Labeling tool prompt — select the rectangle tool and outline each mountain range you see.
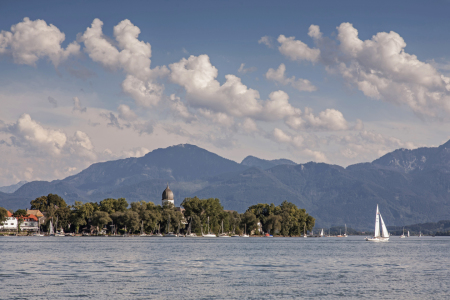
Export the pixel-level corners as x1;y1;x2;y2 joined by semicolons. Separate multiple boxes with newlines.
2;141;450;230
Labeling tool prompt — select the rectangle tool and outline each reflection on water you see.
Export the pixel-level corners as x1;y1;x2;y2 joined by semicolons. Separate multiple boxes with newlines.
1;236;449;299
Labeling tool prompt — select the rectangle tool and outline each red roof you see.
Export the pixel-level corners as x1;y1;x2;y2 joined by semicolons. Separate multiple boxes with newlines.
6;211;13;217
16;214;38;221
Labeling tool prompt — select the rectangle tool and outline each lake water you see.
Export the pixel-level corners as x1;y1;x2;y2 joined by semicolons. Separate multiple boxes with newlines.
1;236;449;299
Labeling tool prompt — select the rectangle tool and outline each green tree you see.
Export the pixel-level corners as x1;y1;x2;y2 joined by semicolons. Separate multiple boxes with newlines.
99;198;128;214
91;211;112;233
0;207;8;224
240;210;258;235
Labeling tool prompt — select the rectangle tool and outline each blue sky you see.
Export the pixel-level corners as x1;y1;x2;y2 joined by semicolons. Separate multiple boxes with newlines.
1;1;450;186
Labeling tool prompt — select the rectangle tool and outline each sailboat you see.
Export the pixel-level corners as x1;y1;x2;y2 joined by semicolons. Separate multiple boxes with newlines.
241;224;249;237
202;216;217;237
400;227;406;238
365;204;389;242
186;221;197;237
219;220;230;237
54;216;65;237
140;220;147;237
152;224;163;237
49;219;55;236
320;229;324;237
343;224;348;237
303;224;307;238
407;230;410;237
33;218;44;236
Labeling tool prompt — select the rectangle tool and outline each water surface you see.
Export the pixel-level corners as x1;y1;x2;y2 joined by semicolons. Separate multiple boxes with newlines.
1;236;449;299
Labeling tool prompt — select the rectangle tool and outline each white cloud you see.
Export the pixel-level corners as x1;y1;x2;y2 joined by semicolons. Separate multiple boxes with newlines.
0;17;79;66
198;109;235;128
169;94;196;123
3;113;67;155
277;34;320;63
286;107;349;131
117;104;137;121
238;63;257;74
276;22;450;118
121;75;163;107
72;97;87;113
258;36;273;48
122;146;149;158
265;63;317;92
81;18;168;107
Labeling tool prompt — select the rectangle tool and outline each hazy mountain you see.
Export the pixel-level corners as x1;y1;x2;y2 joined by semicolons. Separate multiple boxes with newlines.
241;155;297;170
2;141;450;230
0;181;28;193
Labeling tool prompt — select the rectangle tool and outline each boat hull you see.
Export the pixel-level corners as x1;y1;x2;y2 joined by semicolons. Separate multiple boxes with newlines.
365;237;389;242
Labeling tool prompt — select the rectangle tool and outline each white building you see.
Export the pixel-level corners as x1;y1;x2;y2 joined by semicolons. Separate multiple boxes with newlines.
0;211;17;231
20;214;39;231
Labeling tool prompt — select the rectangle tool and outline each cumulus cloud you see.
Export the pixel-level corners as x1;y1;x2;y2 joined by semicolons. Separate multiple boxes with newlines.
80;18;168;107
117;104;137;121
277;34;320;63
0;17;79;66
258;36;273;48
1;114;67;155
169;94;196;123
270;127;327;161
265;63;317;92
276;22;450;118
72;97;87;113
122;146;149;158
238;63;256;74
170;54;351;132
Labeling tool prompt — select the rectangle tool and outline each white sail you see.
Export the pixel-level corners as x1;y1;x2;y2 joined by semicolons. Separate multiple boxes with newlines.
320;229;324;237
379;214;389;238
407;231;410;237
49;220;54;235
374;205;380;237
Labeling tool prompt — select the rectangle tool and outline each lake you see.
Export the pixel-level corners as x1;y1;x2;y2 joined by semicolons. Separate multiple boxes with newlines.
1;236;449;299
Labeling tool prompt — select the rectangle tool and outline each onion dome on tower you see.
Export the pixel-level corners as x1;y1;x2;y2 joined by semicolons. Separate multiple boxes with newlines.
162;184;175;206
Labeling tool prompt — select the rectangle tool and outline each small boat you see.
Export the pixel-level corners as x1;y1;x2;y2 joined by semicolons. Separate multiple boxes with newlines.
400;227;406;238
419;231;422;237
33;219;44;236
365;204;389;242
343;224;348;237
303;224;307;238
265;233;273;237
48;219;55;236
185;222;197;237
319;228;324;237
241;224;249;237
407;231;410;237
219;220;230;237
164;232;177;237
139;221;147;237
202;217;217;237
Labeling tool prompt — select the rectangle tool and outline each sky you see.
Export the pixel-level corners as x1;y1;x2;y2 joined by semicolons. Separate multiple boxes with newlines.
1;0;450;187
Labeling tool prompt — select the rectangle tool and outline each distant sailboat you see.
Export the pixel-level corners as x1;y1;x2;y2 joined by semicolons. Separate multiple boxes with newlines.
202;216;217;237
400;227;406;238
241;224;249;237
365;204;389;242
219;220;230;237
343;224;348;237
49;219;55;236
407;230;410;237
320;229;324;237
303;224;307;238
140;220;147;237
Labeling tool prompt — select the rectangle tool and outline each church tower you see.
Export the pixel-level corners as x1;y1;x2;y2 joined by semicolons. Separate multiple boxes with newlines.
162;184;174;206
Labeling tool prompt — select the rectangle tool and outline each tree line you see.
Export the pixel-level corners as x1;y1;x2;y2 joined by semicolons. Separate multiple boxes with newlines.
0;194;315;236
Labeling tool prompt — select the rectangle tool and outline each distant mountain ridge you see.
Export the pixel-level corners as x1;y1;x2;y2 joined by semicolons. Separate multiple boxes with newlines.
241;155;296;170
0;181;28;193
2;141;450;230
